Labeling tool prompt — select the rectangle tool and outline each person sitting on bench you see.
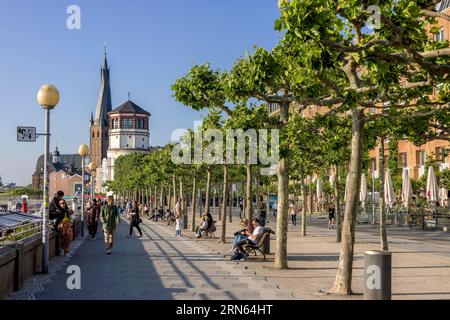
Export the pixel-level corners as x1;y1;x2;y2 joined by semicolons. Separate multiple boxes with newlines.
231;219;263;260
195;213;213;238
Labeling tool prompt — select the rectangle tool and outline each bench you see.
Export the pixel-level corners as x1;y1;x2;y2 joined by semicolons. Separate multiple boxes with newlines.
242;231;272;261
202;221;216;239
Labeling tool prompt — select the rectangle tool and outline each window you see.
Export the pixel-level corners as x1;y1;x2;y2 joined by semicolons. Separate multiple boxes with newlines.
121;118;133;129
434;28;445;41
436;147;446;162
112;118;119;129
136;118;144;129
416;150;425;166
371;158;377;171
92;132;94;138
97;131;99;138
400;153;407;168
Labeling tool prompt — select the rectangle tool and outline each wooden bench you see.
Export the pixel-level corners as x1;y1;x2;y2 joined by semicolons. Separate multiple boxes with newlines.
243;232;271;261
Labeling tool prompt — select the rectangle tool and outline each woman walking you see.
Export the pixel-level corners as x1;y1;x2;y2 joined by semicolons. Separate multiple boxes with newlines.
128;200;143;238
87;199;100;240
58;199;74;255
289;201;297;226
174;198;183;237
328;204;335;229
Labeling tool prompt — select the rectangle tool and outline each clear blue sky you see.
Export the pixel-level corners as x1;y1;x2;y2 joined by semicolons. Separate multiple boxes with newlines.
0;0;281;186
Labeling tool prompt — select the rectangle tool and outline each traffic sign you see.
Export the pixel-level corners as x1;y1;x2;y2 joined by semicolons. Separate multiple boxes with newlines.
17;127;37;142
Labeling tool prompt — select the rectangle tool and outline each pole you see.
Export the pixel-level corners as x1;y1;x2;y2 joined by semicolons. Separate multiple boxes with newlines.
372;170;376;228
81;156;85;237
42;108;50;274
91;173;94;201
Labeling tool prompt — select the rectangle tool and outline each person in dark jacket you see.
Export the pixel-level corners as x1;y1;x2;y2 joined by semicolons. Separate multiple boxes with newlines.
87;199;101;239
127;200;143;238
49;191;68;231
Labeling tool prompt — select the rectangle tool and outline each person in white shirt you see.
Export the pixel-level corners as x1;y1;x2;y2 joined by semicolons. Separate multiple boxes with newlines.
272;201;277;217
231;219;264;260
174;198;184;236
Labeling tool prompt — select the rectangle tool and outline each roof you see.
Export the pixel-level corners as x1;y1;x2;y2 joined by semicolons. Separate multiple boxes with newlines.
109;100;151;116
33;154;83;176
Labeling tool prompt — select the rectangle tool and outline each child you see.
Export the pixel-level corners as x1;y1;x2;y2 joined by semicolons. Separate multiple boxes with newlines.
175;213;183;237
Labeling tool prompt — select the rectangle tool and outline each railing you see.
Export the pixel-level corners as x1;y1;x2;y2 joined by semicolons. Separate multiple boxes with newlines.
0;221;43;246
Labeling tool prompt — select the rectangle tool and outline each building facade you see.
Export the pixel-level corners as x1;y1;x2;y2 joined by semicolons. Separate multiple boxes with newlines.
106;100;151;181
49;171;83;198
32;147;84;193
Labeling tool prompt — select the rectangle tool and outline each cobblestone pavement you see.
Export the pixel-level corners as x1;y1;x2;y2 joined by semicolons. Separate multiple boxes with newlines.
8;218;295;300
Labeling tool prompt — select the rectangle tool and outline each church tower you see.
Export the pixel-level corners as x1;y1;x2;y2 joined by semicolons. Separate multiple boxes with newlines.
90;49;112;169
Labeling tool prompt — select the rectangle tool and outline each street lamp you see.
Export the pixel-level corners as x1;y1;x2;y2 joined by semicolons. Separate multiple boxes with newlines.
88;162;97;201
78;144;89;237
37;84;60;274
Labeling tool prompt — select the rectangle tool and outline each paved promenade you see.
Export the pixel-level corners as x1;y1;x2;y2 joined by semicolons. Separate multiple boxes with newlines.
8;218;294;300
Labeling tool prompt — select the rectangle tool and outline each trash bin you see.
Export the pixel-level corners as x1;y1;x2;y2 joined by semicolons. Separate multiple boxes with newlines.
364;250;391;300
262;233;270;254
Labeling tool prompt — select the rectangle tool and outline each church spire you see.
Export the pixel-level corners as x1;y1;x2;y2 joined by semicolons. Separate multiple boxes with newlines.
94;48;112;127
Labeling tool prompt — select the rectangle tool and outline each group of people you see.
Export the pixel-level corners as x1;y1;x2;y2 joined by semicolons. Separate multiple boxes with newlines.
48;191;74;255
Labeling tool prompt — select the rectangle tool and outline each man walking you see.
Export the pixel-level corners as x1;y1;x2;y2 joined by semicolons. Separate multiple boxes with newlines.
100;193;121;255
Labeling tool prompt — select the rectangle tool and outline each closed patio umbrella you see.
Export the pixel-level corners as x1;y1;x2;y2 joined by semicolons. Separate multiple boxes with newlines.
426;166;438;204
401;168;413;208
384;170;396;208
359;173;367;209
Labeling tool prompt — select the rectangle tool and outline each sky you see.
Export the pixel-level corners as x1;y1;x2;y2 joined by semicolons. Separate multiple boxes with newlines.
0;0;281;186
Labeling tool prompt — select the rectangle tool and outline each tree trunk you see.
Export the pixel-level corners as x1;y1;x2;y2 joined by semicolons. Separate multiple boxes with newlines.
159;185;163;208
199;190;203;218
309;178;313;218
220;164;228;243
172;175;177;210
228;186;233;223
204;166;212;215
245;163;253;220
379;137;388;251
255;173;260;221
300;168;307;237
275;102;289;270
335;164;342;243
191;177;197;232
330;109;364;295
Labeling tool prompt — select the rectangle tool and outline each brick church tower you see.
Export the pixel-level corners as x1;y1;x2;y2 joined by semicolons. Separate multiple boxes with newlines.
90;50;112;169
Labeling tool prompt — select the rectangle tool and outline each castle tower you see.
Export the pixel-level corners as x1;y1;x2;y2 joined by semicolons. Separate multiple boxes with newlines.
106;100;151;181
90;49;112;169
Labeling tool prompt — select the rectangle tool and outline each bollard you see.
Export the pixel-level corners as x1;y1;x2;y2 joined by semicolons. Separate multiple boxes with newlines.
364;250;392;300
183;214;188;230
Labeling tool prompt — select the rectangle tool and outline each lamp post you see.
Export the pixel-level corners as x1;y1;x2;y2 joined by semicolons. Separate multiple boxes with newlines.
88;162;97;201
78;144;89;237
37;84;60;274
